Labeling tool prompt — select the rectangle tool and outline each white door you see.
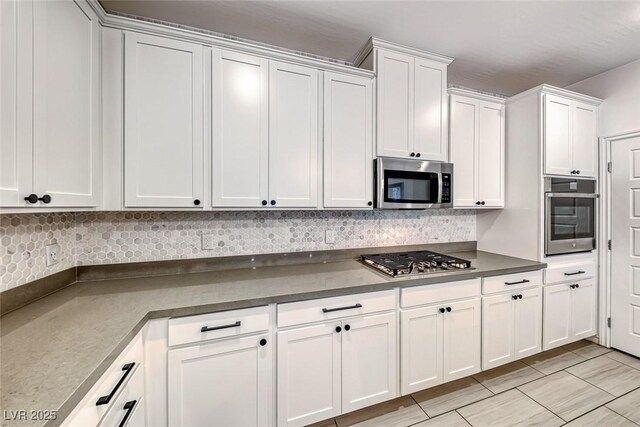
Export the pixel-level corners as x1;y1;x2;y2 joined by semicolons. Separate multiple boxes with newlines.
400;306;442;395
212;49;269;208
413;58;447;161
269;61;319;208
443;298;481;382
323;72;373;208
167;334;272;427
277;323;341;427
482;293;514;370
31;0;100;207
0;0;33;207
571;101;597;178
571;278;597;341
514;287;542;360
611;134;640;356
544;94;573;176
543;283;572;350
342;312;397;413
124;32;204;208
477;100;505;207
376;49;413;158
449;95;477;208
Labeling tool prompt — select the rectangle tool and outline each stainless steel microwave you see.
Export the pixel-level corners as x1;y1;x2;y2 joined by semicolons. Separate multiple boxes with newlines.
544;177;598;256
375;157;453;209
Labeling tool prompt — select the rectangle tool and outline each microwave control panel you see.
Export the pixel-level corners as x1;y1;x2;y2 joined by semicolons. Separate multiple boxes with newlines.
441;173;451;203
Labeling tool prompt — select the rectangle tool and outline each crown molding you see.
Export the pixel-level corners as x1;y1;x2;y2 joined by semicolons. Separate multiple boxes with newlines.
507;83;603;105
448;87;506;103
353;37;455;67
86;0;374;79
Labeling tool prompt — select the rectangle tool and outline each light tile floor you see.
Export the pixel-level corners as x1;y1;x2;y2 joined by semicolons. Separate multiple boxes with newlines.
314;341;640;427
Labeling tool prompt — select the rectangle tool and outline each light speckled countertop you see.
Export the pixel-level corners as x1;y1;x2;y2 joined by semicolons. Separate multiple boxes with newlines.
0;250;544;426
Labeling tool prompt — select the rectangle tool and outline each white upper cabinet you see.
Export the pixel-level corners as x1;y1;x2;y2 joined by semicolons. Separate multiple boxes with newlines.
269;61;319;208
1;0;100;208
323;72;373;208
124;32;204;208
369;40;453;161
212;49;269;208
449;90;505;208
543;93;598;178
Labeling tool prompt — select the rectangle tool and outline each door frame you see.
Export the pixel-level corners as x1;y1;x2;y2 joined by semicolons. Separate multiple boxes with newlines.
600;129;640;348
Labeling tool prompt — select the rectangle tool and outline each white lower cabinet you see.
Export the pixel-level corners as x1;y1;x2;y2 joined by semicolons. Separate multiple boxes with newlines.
401;297;481;395
167;333;272;427
277;312;397;427
482;287;542;370
543;278;596;350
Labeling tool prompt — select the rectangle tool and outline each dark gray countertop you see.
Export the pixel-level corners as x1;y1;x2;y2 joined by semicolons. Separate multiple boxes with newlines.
0;250;544;427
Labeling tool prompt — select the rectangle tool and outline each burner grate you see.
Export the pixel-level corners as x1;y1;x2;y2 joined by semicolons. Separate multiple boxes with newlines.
361;250;472;277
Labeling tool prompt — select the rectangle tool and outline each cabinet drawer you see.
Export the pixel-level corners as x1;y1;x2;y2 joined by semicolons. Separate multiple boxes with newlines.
401;278;480;308
277;290;395;328
100;365;145;427
482;270;542;295
544;262;596;284
168;306;270;347
62;333;144;426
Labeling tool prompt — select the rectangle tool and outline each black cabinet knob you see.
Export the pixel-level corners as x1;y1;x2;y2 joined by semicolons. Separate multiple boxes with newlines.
193;199;201;206
335;326;342;333
480;201;485;205
270;200;276;206
446;307;452;312
259;338;267;346
39;194;52;204
24;194;38;204
410;152;416;157
518;294;523;299
512;295;518;300
575;284;580;288
576;170;580;175
439;308;445;314
415;153;421;158
367;201;373;206
344;324;351;331
261;200;267;206
475;201;481;205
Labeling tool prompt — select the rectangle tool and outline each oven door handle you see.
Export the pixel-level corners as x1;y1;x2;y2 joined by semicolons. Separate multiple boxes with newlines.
545;193;599;198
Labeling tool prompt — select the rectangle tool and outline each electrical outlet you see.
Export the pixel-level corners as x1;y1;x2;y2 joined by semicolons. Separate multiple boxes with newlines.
46;244;59;266
202;234;216;250
325;229;336;245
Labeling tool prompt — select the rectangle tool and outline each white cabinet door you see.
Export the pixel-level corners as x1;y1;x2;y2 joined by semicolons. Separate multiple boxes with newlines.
477;100;505;208
342;312;397;413
544;94;573;176
124;32;204;208
514;287;542;360
400;306;443;395
449;96;477;208
543;283;572;350
571;101;597;178
482;293;514;370
168;334;272;427
212;49;269;208
269;61;319;208
323;72;373;208
571;278;597;341
414;58;447;161
443;298;481;382
277;323;341;427
376;50;413;158
31;0;100;207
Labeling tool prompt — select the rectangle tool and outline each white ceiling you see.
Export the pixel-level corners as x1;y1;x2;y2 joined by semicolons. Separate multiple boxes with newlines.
100;0;640;96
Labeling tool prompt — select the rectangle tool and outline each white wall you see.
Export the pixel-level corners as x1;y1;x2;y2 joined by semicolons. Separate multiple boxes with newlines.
566;59;640;137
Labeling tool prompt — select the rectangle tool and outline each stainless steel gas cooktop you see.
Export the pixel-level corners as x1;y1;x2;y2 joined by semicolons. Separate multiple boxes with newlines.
361;250;473;277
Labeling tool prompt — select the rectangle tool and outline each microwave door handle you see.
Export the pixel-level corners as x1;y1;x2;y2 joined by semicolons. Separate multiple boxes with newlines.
437;173;443;204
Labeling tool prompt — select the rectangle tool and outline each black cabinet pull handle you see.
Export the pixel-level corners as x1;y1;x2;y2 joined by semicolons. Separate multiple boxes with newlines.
322;303;362;313
446;307;452;312
505;279;530;286
38;194;51;204
439;308;445;313
410;152;416;157
270;200;276;206
512;295;518;300
201;320;241;333
118;400;137;427
344;324;351;331
415;153;421;158
193;199;201;206
24;194;38;204
335;326;342;333
367;201;373;206
96;363;135;406
564;271;585;276
261;200;267;206
260;338;267;346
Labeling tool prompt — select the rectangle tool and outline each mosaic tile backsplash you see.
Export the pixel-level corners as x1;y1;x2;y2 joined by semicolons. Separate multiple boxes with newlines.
1;210;475;291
